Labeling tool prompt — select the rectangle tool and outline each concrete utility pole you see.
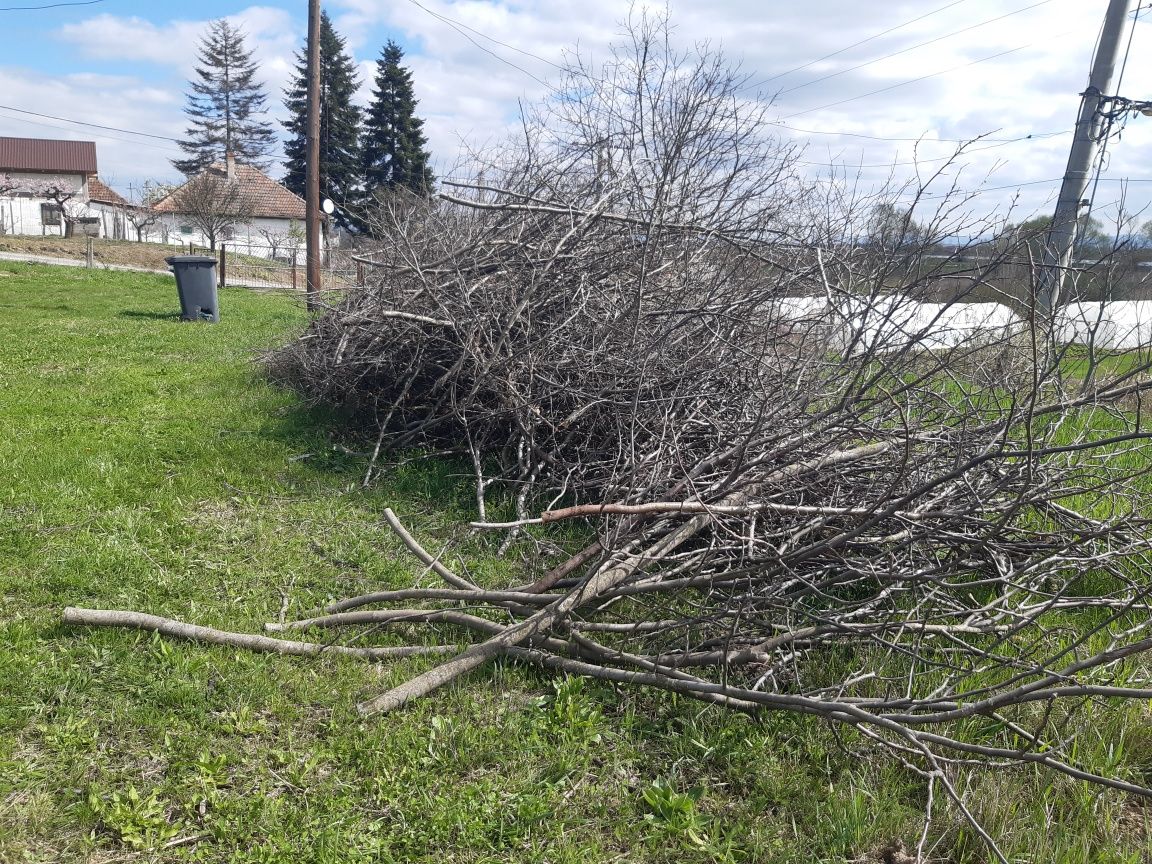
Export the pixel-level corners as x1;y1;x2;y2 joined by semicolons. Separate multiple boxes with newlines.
305;0;322;310
1039;0;1135;313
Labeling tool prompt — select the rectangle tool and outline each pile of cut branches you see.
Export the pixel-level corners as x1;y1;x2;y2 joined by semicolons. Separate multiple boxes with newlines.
67;13;1152;859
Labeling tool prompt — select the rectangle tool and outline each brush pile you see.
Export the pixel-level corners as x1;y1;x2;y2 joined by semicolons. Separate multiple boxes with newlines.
70;13;1152;855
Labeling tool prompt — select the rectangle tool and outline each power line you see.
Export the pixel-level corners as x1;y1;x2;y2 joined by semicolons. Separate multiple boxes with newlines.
775;0;1055;98
909;177;1064;199
906;176;1152;204
0;0;102;9
404;0;565;71
0;109;183;155
964;178;1061;191
780;31;1076;121
794;134;1061;169
0;103;179;142
771;123;1068;144
749;0;974;88
403;0;558;91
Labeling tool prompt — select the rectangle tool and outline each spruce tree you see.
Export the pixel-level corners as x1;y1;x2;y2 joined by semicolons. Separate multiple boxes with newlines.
173;19;277;176
282;12;362;230
362;40;434;199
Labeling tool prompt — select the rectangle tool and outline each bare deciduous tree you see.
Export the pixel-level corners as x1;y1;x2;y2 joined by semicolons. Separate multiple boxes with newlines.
256;226;291;259
124;182;169;242
35;181;86;236
0;173;16;234
171;168;253;251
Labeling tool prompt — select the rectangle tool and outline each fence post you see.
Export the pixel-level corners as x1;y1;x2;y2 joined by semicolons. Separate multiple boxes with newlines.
356;259;365;287
291;249;298;293
85;236;93;269
218;243;226;288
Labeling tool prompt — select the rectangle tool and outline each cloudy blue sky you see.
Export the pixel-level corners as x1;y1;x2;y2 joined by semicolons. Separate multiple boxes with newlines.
1;0;1150;226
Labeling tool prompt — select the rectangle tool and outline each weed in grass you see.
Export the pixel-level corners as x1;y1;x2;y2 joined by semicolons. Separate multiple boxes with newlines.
81;784;183;850
642;777;708;841
640;777;749;863
536;675;604;744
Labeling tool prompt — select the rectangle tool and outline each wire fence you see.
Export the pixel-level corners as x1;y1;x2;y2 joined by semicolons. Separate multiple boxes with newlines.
216;242;362;293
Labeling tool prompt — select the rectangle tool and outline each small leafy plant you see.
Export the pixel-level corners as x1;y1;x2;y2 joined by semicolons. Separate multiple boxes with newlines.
83;785;181;850
537;676;603;744
642;777;708;845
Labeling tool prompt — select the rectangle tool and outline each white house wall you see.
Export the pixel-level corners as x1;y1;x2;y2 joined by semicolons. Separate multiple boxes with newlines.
0;171;93;237
778;295;1152;353
89;201;128;240
154;214;309;260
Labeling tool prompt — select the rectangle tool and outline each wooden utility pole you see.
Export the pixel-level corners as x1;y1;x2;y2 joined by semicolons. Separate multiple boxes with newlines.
1038;0;1134;313
305;0;322;310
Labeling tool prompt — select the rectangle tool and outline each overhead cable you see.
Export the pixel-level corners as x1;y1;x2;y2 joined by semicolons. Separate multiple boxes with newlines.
0;103;179;141
774;0;1055;98
0;0;102;9
779;32;1076;121
750;0;974;87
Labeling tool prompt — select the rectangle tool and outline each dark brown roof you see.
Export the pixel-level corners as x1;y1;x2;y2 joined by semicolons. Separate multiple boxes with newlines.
0;136;97;174
153;162;306;220
87;176;128;206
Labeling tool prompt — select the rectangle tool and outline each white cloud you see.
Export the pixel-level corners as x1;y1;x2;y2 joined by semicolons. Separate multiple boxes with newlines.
56;14;206;67
0;67;188;189
56;7;300;93
0;0;1144;220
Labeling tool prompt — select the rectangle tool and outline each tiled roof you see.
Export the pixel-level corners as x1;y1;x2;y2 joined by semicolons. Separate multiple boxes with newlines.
0;136;97;174
153;162;306;220
87;176;128;206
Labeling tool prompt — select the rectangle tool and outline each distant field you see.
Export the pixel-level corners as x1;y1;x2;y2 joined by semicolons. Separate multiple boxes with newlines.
2;261;1152;863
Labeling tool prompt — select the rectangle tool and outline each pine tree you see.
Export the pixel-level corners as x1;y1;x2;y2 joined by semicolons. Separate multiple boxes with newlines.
362;41;434;200
282;12;362;230
173;19;277;176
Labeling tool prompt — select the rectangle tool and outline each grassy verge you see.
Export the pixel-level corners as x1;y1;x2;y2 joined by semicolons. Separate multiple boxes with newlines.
0;261;1149;863
0;235;202;271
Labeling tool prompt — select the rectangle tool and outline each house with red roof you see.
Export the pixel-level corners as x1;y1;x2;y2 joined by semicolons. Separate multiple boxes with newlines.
0;136;104;237
152;154;314;259
86;176;133;239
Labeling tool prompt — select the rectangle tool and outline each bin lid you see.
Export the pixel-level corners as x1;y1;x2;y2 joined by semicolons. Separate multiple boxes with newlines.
165;255;218;266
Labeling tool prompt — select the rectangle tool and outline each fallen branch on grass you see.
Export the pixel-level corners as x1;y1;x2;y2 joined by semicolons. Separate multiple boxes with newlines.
61;607;457;661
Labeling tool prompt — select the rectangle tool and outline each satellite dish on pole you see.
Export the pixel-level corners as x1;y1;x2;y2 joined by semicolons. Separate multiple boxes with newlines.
322;198;335;215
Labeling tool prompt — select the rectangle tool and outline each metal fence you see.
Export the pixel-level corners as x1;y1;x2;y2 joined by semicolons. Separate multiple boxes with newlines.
216;242;361;294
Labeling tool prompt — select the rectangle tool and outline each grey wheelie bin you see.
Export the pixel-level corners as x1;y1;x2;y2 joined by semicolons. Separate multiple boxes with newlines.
166;255;220;322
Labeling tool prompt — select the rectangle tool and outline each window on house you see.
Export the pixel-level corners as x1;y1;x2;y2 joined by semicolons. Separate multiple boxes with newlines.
179;224;193;236
40;204;62;226
220;227;235;241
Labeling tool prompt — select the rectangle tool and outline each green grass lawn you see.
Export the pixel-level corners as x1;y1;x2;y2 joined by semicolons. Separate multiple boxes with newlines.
1;261;1151;863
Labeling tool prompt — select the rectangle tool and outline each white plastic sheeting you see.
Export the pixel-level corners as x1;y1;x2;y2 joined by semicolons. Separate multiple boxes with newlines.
769;295;1023;353
769;295;1152;353
850;299;1023;352
1054;302;1152;351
